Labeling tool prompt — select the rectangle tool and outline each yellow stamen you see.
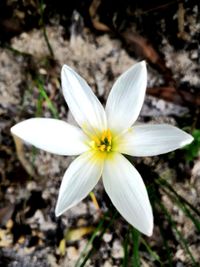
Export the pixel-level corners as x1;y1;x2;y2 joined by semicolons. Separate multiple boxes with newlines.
106;146;111;152
100;144;106;151
90;129;113;153
101;131;106;142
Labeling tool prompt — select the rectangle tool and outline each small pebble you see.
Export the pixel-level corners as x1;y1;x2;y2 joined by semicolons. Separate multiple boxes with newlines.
103;233;112;243
103;261;112;267
111;240;123;259
67;246;79;260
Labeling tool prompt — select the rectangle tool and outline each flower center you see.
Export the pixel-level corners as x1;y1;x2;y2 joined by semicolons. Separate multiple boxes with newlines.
90;129;112;152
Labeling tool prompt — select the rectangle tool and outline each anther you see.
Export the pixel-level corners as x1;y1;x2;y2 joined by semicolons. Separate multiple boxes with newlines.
100;144;106;151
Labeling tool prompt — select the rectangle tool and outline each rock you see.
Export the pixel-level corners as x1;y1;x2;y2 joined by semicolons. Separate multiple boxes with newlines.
111;240;123;259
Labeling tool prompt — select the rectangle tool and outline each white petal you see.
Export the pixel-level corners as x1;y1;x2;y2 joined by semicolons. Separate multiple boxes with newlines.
55;151;104;216
116;124;194;157
106;61;147;134
103;153;153;236
11;118;89;155
61;65;107;135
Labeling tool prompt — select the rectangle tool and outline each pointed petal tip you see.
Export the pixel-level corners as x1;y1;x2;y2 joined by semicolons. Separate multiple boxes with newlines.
131;60;147;72
140;210;153;237
10;122;25;138
130;213;153;236
62;65;79;80
181;132;194;147
135;60;147;71
11;118;34;136
55;199;67;217
55;210;60;217
10;123;25;137
55;206;62;217
138;215;153;236
11;122;20;133
187;134;194;144
146;230;153;237
62;64;72;72
132;221;153;236
10;125;16;135
61;64;72;77
55;199;72;217
140;60;146;67
145;224;153;237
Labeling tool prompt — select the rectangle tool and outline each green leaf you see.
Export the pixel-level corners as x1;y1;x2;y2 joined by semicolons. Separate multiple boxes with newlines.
184;129;200;161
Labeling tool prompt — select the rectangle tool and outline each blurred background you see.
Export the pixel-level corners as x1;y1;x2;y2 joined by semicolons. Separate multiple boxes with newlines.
0;0;200;266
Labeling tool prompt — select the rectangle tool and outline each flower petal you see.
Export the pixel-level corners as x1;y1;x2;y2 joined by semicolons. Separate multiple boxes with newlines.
61;65;107;135
11;118;89;155
106;61;147;134
55;151;104;216
116;124;194;157
102;153;153;236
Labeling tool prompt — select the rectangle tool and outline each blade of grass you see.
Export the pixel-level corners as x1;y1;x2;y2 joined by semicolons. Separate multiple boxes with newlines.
79;214;117;267
122;229;130;267
156;178;200;217
131;228;140;267
4;43;32;58
157;201;198;266
31;146;38;166
75;212;117;267
74;218;104;267
161;185;200;233
38;0;54;57
36;92;43;117
156;177;200;232
36;80;59;119
140;237;162;265
151;199;173;266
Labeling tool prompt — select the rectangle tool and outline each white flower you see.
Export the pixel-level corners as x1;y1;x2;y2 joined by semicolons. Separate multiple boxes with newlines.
11;61;193;236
